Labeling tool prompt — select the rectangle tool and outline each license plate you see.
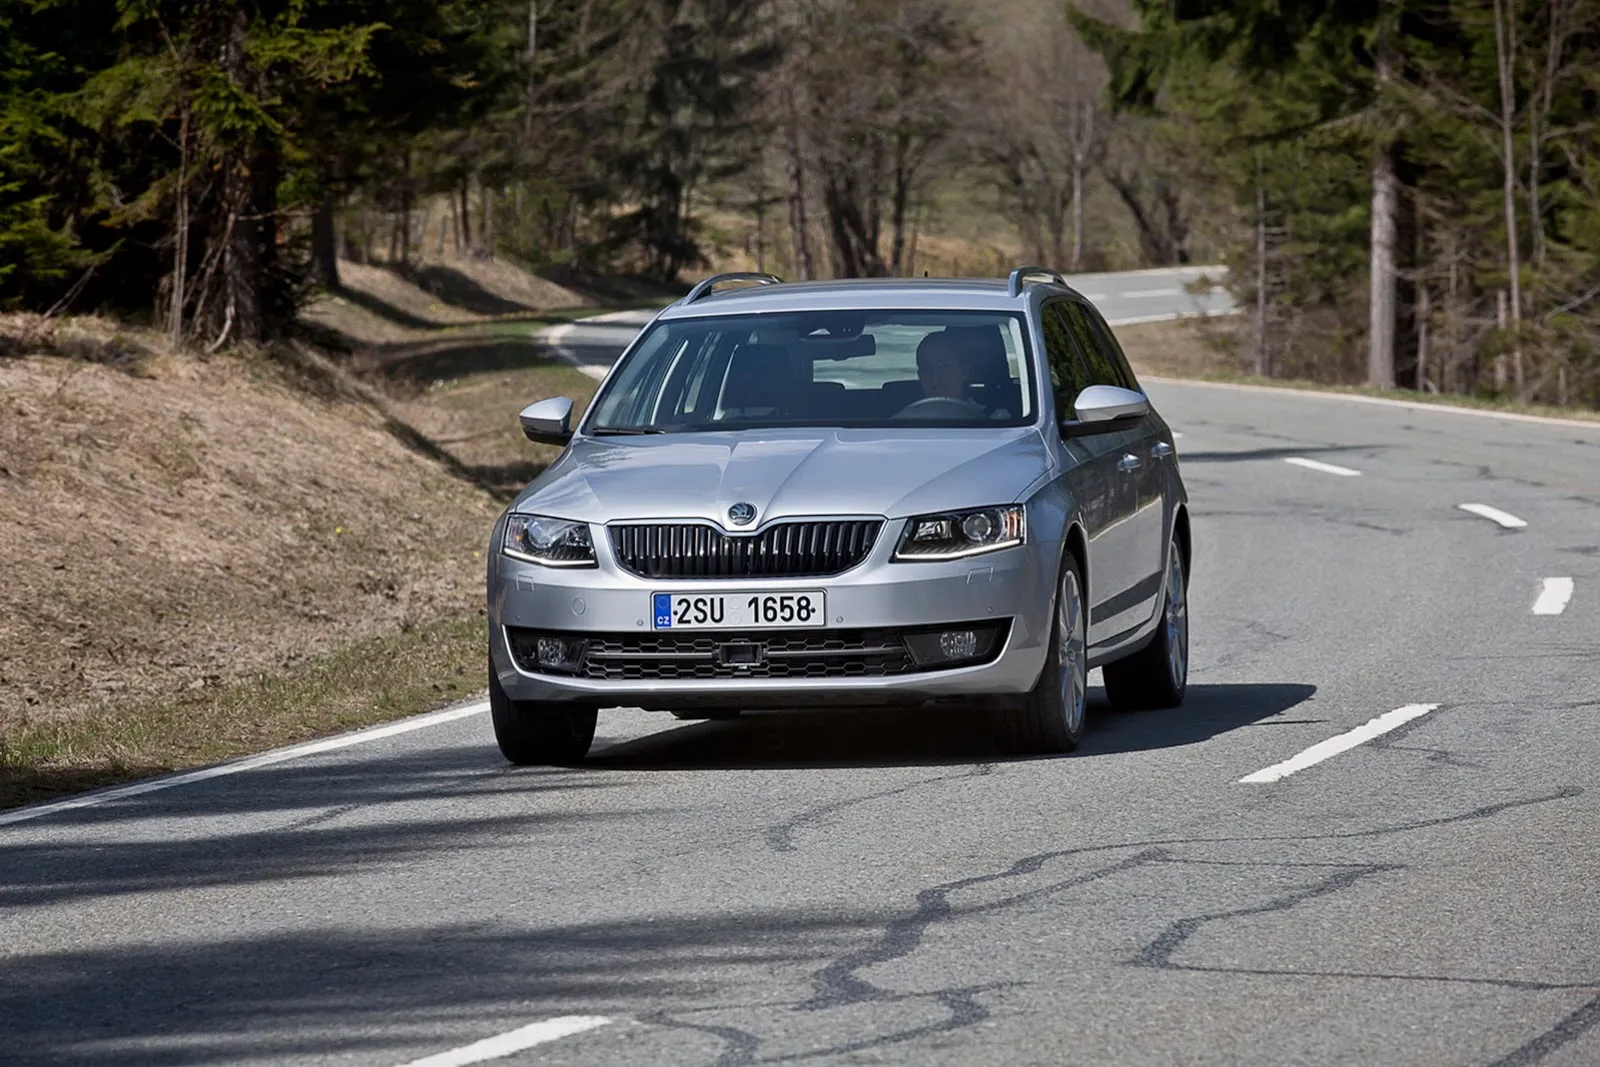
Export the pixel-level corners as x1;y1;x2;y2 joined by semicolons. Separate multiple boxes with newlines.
652;591;826;630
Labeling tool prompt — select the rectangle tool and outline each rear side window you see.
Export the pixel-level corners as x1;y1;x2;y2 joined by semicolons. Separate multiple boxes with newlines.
1059;302;1133;390
1083;305;1142;391
1041;303;1092;403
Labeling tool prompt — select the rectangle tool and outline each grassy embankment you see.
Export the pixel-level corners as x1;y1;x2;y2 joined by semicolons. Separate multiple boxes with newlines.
0;255;660;810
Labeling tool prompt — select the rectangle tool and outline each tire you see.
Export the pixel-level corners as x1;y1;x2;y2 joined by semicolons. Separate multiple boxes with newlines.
488;659;597;766
996;552;1089;754
1102;535;1189;711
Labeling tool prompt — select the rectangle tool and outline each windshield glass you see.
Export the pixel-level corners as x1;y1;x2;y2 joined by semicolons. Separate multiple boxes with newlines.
585;309;1037;433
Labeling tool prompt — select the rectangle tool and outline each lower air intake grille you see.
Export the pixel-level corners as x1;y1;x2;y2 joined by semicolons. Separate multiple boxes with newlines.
579;628;916;680
608;520;881;579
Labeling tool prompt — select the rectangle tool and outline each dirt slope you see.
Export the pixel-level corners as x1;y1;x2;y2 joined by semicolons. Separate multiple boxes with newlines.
0;314;498;733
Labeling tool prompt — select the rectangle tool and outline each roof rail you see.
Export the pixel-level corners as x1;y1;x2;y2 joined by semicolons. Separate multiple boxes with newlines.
1007;265;1068;298
682;271;784;305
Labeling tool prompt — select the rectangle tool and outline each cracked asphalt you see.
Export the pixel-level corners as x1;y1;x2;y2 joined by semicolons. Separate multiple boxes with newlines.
4;350;1600;1064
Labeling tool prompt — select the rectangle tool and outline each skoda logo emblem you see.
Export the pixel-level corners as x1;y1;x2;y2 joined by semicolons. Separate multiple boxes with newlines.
727;502;757;527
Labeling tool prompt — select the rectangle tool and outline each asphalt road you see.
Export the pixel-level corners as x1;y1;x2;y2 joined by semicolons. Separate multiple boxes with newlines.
4;272;1600;1067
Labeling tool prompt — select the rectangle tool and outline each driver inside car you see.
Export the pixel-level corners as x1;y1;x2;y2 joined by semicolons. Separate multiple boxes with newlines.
915;330;972;401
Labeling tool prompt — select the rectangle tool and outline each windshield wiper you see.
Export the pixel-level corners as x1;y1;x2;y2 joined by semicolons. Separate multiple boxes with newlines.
589;426;669;436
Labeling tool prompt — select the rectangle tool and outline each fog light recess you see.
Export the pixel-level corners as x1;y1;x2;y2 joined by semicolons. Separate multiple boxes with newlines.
507;629;588;674
903;624;1002;668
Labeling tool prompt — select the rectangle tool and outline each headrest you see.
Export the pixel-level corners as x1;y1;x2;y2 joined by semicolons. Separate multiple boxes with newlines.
722;343;802;413
939;325;1011;384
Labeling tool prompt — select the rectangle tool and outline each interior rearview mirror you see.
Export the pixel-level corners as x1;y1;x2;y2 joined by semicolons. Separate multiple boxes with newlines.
519;396;575;446
1060;384;1149;437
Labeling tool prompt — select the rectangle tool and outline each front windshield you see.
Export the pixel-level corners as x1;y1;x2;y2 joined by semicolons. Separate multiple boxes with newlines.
585;309;1037;433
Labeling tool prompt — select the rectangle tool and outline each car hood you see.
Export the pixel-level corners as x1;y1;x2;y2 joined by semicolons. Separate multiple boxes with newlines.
514;427;1052;525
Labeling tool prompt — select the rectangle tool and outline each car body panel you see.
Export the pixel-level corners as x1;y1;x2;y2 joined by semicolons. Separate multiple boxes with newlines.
512;427;1053;527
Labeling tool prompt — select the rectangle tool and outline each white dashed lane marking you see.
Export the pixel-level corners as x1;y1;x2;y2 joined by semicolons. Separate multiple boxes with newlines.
1458;503;1528;529
1283;457;1362;477
396;1017;613;1067
1533;578;1575;616
1239;704;1441;784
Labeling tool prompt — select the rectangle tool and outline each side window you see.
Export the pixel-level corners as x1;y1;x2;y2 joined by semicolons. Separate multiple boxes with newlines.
1084;306;1141;391
1041;303;1093;402
1059;302;1130;389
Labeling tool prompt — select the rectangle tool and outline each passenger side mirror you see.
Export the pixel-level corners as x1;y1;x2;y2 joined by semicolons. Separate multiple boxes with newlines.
519;396;574;446
1059;385;1149;437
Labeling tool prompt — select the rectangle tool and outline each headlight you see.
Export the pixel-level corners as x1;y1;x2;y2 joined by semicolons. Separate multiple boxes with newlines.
894;505;1026;561
502;515;596;567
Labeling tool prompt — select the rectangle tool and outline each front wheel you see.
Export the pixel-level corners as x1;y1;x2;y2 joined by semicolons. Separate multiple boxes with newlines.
1102;536;1189;711
995;553;1088;754
489;659;597;766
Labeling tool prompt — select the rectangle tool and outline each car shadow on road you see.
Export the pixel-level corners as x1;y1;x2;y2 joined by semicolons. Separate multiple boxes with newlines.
585;683;1317;772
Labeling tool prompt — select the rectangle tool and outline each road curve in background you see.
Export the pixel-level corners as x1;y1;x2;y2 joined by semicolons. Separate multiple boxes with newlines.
546;266;1236;381
3;273;1599;1067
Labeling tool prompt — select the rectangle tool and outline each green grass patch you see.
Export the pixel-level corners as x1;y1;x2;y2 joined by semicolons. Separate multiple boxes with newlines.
0;615;488;811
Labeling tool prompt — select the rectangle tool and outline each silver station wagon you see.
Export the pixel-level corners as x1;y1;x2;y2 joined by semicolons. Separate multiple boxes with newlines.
486;268;1191;764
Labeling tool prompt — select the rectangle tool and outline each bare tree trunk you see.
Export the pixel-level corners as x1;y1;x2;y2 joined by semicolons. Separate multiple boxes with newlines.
1367;23;1400;390
890;133;910;275
1493;0;1525;398
1495;287;1509;389
1255;153;1269;378
907;200;922;276
482;186;495;261
458;181;473;252
1070;159;1084;271
1444;250;1461;394
1369;141;1399;390
1417;279;1431;392
1529;0;1571;273
524;0;539;140
753;164;767;273
399;154;413;266
1069;100;1095;270
219;7;264;345
169;101;191;345
312;193;339;288
784;112;815;280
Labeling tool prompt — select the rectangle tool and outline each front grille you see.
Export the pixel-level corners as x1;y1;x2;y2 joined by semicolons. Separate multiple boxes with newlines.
579;628;915;680
608;520;881;580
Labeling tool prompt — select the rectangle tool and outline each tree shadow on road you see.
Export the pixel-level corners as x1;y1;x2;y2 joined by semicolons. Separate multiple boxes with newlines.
585;683;1317;772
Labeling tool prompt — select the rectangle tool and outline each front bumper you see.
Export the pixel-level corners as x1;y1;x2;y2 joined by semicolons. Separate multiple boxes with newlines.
487;534;1058;709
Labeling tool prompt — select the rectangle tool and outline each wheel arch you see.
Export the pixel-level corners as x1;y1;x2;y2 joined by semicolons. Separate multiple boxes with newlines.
1172;504;1192;585
1063;520;1090;605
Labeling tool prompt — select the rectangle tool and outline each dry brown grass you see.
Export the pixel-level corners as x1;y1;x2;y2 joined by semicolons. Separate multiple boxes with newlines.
1114;316;1246;379
0;315;499;741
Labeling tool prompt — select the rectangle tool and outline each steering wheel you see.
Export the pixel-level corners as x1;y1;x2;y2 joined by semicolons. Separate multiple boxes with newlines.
894;396;990;420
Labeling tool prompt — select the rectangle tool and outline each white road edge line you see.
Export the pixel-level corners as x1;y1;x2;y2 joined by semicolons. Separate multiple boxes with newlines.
397;1016;613;1067
1458;503;1528;529
1533;577;1575;616
1283;457;1362;477
0;698;492;829
1121;287;1184;298
1143;374;1600;431
541;322;610;382
1239;704;1441;784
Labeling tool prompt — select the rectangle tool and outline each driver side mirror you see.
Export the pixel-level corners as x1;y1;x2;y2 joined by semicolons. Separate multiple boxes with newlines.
1059;384;1149;437
519;396;574;446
